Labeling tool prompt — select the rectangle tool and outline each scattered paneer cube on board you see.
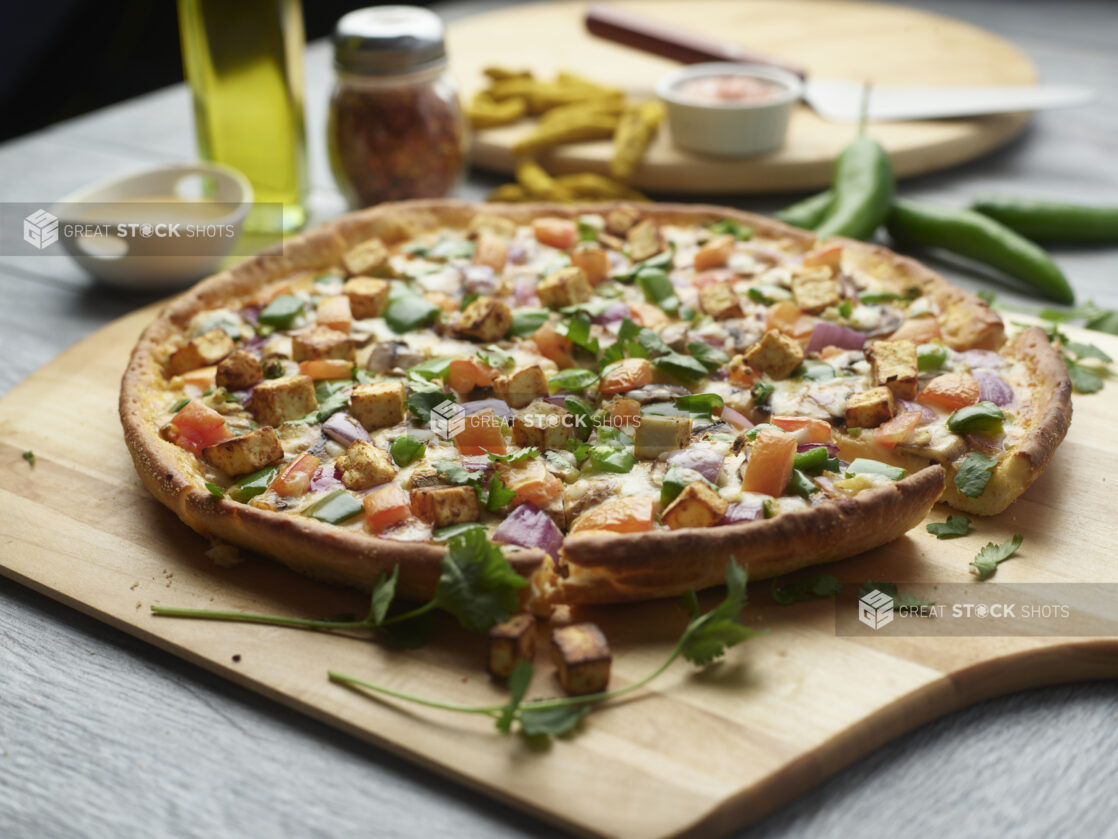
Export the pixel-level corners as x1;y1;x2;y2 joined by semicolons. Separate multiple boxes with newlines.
168;328;235;375
202;427;283;477
487;613;536;678
251;375;318;426
551;623;612;696
348;381;406;429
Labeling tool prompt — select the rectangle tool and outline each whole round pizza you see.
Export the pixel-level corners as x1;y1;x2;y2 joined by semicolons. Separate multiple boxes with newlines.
120;200;1071;606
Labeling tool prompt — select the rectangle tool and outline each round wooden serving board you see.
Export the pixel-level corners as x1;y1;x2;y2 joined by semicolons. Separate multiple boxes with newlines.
448;0;1037;194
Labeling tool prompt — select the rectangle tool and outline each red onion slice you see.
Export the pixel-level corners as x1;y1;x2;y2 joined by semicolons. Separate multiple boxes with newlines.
806;322;866;355
463;399;514;420
310;465;343;492
897;400;937;424
721;406;753;430
462;265;497;294
958;349;1003;369
593;301;630;324
493;502;564;558
722;500;763;525
667;448;724;482
513;275;538;305
797;442;839;457
973;370;1014;406
323;413;371;446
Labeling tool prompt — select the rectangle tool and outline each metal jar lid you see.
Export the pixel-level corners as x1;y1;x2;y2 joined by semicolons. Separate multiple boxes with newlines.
334;6;447;75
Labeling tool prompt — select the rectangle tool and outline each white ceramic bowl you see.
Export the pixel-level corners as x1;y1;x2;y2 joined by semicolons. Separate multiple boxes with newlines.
656;63;803;157
52;162;253;291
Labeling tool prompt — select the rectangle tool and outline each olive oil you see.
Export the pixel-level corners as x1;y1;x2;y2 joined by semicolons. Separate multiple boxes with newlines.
178;0;308;232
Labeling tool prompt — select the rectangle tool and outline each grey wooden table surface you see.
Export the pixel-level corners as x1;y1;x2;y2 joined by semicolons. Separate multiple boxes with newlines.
2;1;1117;837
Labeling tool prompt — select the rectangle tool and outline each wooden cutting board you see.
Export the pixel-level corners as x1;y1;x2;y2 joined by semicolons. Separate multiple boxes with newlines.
1;305;1116;839
449;0;1037;194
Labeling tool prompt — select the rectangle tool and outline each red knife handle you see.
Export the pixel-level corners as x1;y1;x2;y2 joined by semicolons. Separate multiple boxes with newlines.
585;4;806;80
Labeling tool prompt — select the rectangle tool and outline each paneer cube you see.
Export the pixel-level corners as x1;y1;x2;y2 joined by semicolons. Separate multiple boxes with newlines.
868;339;919;400
743;329;804;380
468;213;517;239
537;266;592;309
456;298;513;342
634;415;692;459
343;277;391;319
844;386;896;429
168;329;235;376
406;464;442;489
791;267;841;314
250;375;318;426
409;485;480;527
626;218;662;262
605;206;641;236
341;238;388;276
349;381;406;430
202;427;283;477
215;349;263;390
511;401;573;450
487;613;536;678
698;282;743;320
551;623;612;696
316;295;353;333
292;326;354;362
336;440;396;490
726;354;756;387
661;481;729;530
493;365;549;408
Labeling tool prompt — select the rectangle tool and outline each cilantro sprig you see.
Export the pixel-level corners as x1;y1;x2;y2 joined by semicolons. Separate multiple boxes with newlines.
330;562;764;742
926;515;972;539
771;575;842;605
969;534;1024;581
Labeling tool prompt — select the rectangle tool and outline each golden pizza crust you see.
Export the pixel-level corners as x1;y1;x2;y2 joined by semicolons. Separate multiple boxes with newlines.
119;200;1066;605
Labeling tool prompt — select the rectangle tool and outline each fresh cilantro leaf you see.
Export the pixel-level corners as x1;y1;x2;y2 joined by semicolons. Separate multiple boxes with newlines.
970;533;1024;581
926;515;972;539
510;309;549;338
477;345;515;369
564;439;591;461
497;660;533;734
680;562;764;665
1064;341;1113;363
636;268;680;313
488;448;539;463
479;474;515;512
432;522;487;542
558;311;600;355
548;368;599;393
652;352;709;382
707;218;752;240
577;214;603;242
432;529;527;631
22;450;35;467
433;458;474;486
751;381;775;405
385;295;440;333
409;357;453;380
1086;310;1118;335
369;566;399;627
955;453;997;498
771;575;842;605
674;392;724;420
687;341;729;371
858;580;934;610
518;703;590;738
1065;358;1104;394
407;388;453;423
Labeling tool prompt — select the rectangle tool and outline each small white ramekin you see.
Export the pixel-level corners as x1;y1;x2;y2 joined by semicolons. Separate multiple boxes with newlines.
656;62;803;157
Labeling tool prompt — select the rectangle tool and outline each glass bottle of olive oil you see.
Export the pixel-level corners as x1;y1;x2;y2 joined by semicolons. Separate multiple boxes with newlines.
178;0;308;233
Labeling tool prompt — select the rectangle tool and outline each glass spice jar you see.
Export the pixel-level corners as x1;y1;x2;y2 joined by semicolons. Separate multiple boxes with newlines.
328;6;467;208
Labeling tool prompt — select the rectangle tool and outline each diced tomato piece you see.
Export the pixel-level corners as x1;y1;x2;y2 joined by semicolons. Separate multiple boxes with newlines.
628;301;669;328
694;235;735;271
767;300;817;342
917;372;980;411
453;411;507;455
298;359;354;380
600;358;653;396
474;231;508;272
531;324;576;369
316;295;352;334
271;452;321;497
771;416;832;444
447;358;495;393
570;496;656;534
532;218;577;250
570;247;611;285
499;460;563;508
889;317;942;344
802;244;843;271
872;411;922;449
163;401;230;456
741;428;797;497
607;397;642;422
363;485;412;534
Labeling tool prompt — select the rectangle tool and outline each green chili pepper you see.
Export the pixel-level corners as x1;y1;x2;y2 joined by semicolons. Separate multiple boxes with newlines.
773;189;833;229
814;138;894;241
917;343;947;372
970;196;1118;243
228;464;279;503
946;401;1005;435
785;469;819;499
846;458;906;481
792;445;829;471
305;489;363;525
886;199;1075;304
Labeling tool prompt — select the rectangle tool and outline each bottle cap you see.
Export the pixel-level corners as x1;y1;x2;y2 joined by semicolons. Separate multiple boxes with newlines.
334;6;447;75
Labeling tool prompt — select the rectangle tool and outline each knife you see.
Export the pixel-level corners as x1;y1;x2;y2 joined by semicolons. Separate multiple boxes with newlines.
585;5;1094;122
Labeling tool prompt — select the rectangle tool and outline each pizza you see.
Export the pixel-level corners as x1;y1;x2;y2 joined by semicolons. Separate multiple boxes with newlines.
120;200;1071;606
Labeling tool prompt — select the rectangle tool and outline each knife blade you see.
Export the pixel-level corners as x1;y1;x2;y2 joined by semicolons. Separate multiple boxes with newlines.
586;5;1095;122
